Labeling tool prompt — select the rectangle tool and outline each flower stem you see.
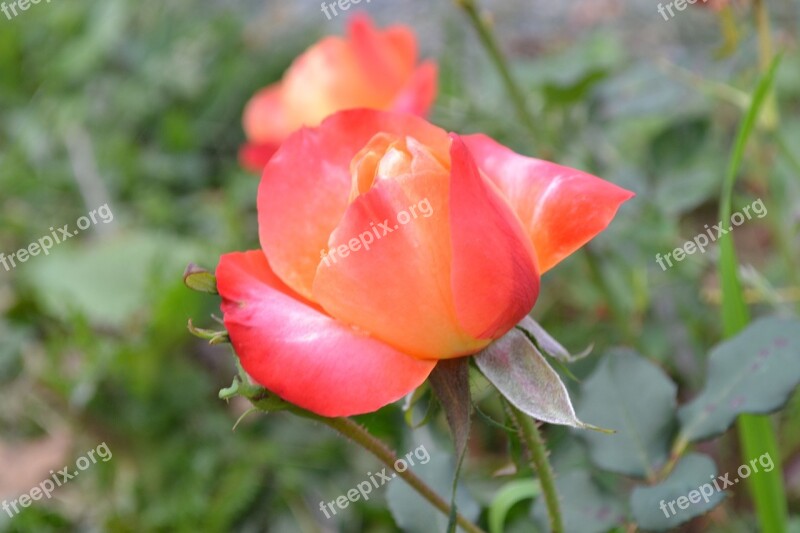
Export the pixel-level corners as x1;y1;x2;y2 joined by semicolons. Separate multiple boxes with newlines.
506;404;563;533
455;0;539;143
294;409;487;533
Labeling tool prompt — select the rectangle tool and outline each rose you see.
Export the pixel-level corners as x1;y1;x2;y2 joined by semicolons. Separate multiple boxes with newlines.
239;14;437;172
218;109;634;417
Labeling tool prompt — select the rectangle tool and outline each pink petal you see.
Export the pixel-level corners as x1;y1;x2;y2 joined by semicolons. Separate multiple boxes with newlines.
463;134;635;272
217;250;436;417
239;142;280;173
347;13;417;95
390;61;438;117
449;134;540;339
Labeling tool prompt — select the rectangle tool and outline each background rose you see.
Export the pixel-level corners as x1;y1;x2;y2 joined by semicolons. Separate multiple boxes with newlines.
219;109;634;417
239;14;438;172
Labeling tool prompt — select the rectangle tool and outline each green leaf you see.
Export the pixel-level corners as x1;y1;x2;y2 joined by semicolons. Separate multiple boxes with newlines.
21;231;205;328
403;384;437;429
647;116;710;172
428;358;472;533
577;349;677;479
715;53;787;533
653;160;720;216
517;316;591;363
718;56;782;336
183;263;218;294
630;453;725;531
475;328;603;430
677;316;800;442
386;442;480;533
187;319;229;345
488;479;540;533
531;471;624;533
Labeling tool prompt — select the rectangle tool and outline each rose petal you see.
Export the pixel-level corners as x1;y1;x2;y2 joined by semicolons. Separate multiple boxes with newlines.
463;134;635;272
259;110;449;300
390;61;438;117
217;250;436;417
242;84;295;144
449;134;540;339
280;36;372;125
239;142;280;173
311;155;487;359
347;14;417;96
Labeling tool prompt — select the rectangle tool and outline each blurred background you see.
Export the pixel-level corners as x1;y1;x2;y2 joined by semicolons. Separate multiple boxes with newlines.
1;0;799;531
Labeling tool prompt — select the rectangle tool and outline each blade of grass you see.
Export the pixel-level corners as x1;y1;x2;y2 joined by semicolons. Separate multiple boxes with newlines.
717;55;786;533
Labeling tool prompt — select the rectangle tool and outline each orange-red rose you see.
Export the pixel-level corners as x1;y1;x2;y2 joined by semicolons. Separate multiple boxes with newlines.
218;109;633;417
239;14;437;172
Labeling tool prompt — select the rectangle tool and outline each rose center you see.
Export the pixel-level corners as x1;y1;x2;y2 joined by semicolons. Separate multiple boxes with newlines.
349;132;449;203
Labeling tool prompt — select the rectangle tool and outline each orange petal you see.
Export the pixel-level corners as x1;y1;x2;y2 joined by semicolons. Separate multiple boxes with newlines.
217;250;436;417
463;134;635;272
347;14;417;96
311;157;486;359
259;110;449;300
448;135;540;340
242;84;296;144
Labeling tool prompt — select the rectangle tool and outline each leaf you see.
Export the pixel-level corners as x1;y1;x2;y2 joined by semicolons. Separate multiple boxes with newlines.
488;479;540;533
715;54;787;533
429;359;472;461
677;316;800;443
428;358;472;533
531;471;625;533
187;319;229;345
183;263;218;294
653;161;720;216
718;57;782;337
475;328;604;431
403;385;437;429
647;116;710;172
576;349;677;478
21;231;205;328
387;438;480;533
516;316;590;363
630;453;725;531
0;320;29;384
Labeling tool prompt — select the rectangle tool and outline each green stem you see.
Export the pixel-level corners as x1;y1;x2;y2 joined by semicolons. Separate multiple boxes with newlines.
455;0;539;143
506;404;563;533
658;435;690;481
293;409;487;533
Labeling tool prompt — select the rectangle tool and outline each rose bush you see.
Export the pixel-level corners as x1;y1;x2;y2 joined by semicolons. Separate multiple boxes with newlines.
218;109;633;417
239;14;437;172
